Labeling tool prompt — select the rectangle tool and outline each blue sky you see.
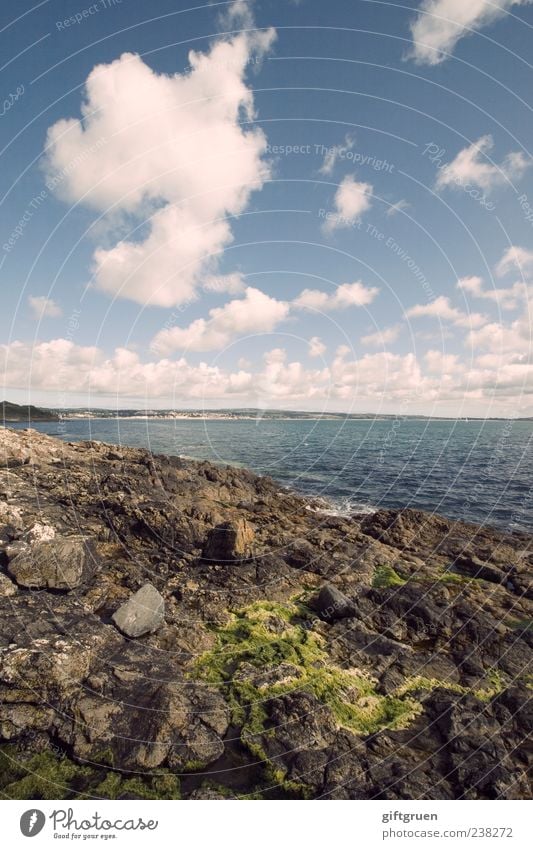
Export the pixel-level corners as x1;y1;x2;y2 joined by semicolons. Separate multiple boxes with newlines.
1;0;533;414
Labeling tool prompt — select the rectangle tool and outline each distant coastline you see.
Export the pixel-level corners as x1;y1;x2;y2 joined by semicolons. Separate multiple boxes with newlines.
1;401;533;424
3;401;531;423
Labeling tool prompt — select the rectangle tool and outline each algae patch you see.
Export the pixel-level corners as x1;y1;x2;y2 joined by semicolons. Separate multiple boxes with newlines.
191;600;420;742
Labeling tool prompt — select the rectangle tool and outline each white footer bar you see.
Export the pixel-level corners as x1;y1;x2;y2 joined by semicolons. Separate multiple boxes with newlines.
3;799;531;848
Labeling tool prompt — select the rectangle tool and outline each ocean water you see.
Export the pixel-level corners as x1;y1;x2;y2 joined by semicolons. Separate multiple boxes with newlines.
8;417;533;532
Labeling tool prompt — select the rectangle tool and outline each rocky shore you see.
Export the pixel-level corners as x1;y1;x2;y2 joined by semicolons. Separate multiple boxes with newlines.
0;427;531;800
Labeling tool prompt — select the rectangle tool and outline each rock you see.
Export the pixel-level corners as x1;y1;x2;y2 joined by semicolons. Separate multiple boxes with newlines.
202;519;255;562
24;522;55;543
189;788;236;800
0;573;17;597
7;536;98;590
0;426;531;800
112;583;165;637
310;584;356;621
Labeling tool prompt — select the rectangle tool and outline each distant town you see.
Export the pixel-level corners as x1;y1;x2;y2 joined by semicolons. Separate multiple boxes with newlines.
2;401;532;423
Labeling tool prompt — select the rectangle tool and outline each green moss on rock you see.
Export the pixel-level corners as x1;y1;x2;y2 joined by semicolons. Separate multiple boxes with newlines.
372;565;407;589
191;601;421;747
0;746;180;800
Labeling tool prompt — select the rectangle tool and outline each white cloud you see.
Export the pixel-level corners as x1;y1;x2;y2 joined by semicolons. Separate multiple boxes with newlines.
331;347;424;397
425;349;461;374
44;24;276;308
496;245;533;277
5;330;533;413
308;336;326;357
386;199;411;217
360;324;401;347
408;0;531;66
28;296;63;319
152;279;379;354
406;295;487;328
324;175;373;231
467;308;531;353
457;274;528;310
221;0;256;28
151;286;289;353
435;135;530;192
293;281;379;311
202;273;246;295
319;134;355;175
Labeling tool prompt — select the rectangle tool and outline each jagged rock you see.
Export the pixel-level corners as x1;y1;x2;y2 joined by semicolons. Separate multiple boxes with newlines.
7;536;98;590
310;584;356;621
112;583;165;637
202;519;255;562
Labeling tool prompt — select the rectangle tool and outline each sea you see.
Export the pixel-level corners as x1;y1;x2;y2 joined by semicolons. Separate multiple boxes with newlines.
8;417;533;533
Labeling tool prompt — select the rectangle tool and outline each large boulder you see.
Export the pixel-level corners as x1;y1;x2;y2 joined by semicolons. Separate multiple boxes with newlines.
202;519;255;562
310;584;356;622
112;583;165;637
7;536;98;590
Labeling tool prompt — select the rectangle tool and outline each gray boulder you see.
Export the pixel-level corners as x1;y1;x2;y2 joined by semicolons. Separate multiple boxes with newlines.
112;583;165;637
310;584;356;622
7;536;98;590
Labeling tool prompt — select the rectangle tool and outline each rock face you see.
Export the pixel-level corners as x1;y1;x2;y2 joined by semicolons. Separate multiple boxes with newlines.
310;584;356;621
202;518;255;562
0;427;531;801
7;536;97;590
112;583;165;637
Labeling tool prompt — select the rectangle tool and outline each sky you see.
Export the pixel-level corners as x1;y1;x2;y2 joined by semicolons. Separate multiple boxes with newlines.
1;0;533;415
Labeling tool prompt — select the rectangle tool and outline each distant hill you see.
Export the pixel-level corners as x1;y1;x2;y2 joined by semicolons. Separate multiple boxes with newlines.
1;401;59;422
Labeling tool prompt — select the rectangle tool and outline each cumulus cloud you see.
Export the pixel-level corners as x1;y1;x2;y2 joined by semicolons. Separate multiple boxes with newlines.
1;339;252;400
152;279;378;354
496;245;533;277
360;324;401;347
424;349;461;374
457;274;527;310
331;347;424;398
44;23;275;308
28;296;63;319
435;135;530;192
406;295;487;328
324;175;373;231
221;0;256;28
319;134;355;175
202;273;246;295
408;0;531;66
308;336;326;357
4;332;533;412
151;286;289;353
293;281;379;311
